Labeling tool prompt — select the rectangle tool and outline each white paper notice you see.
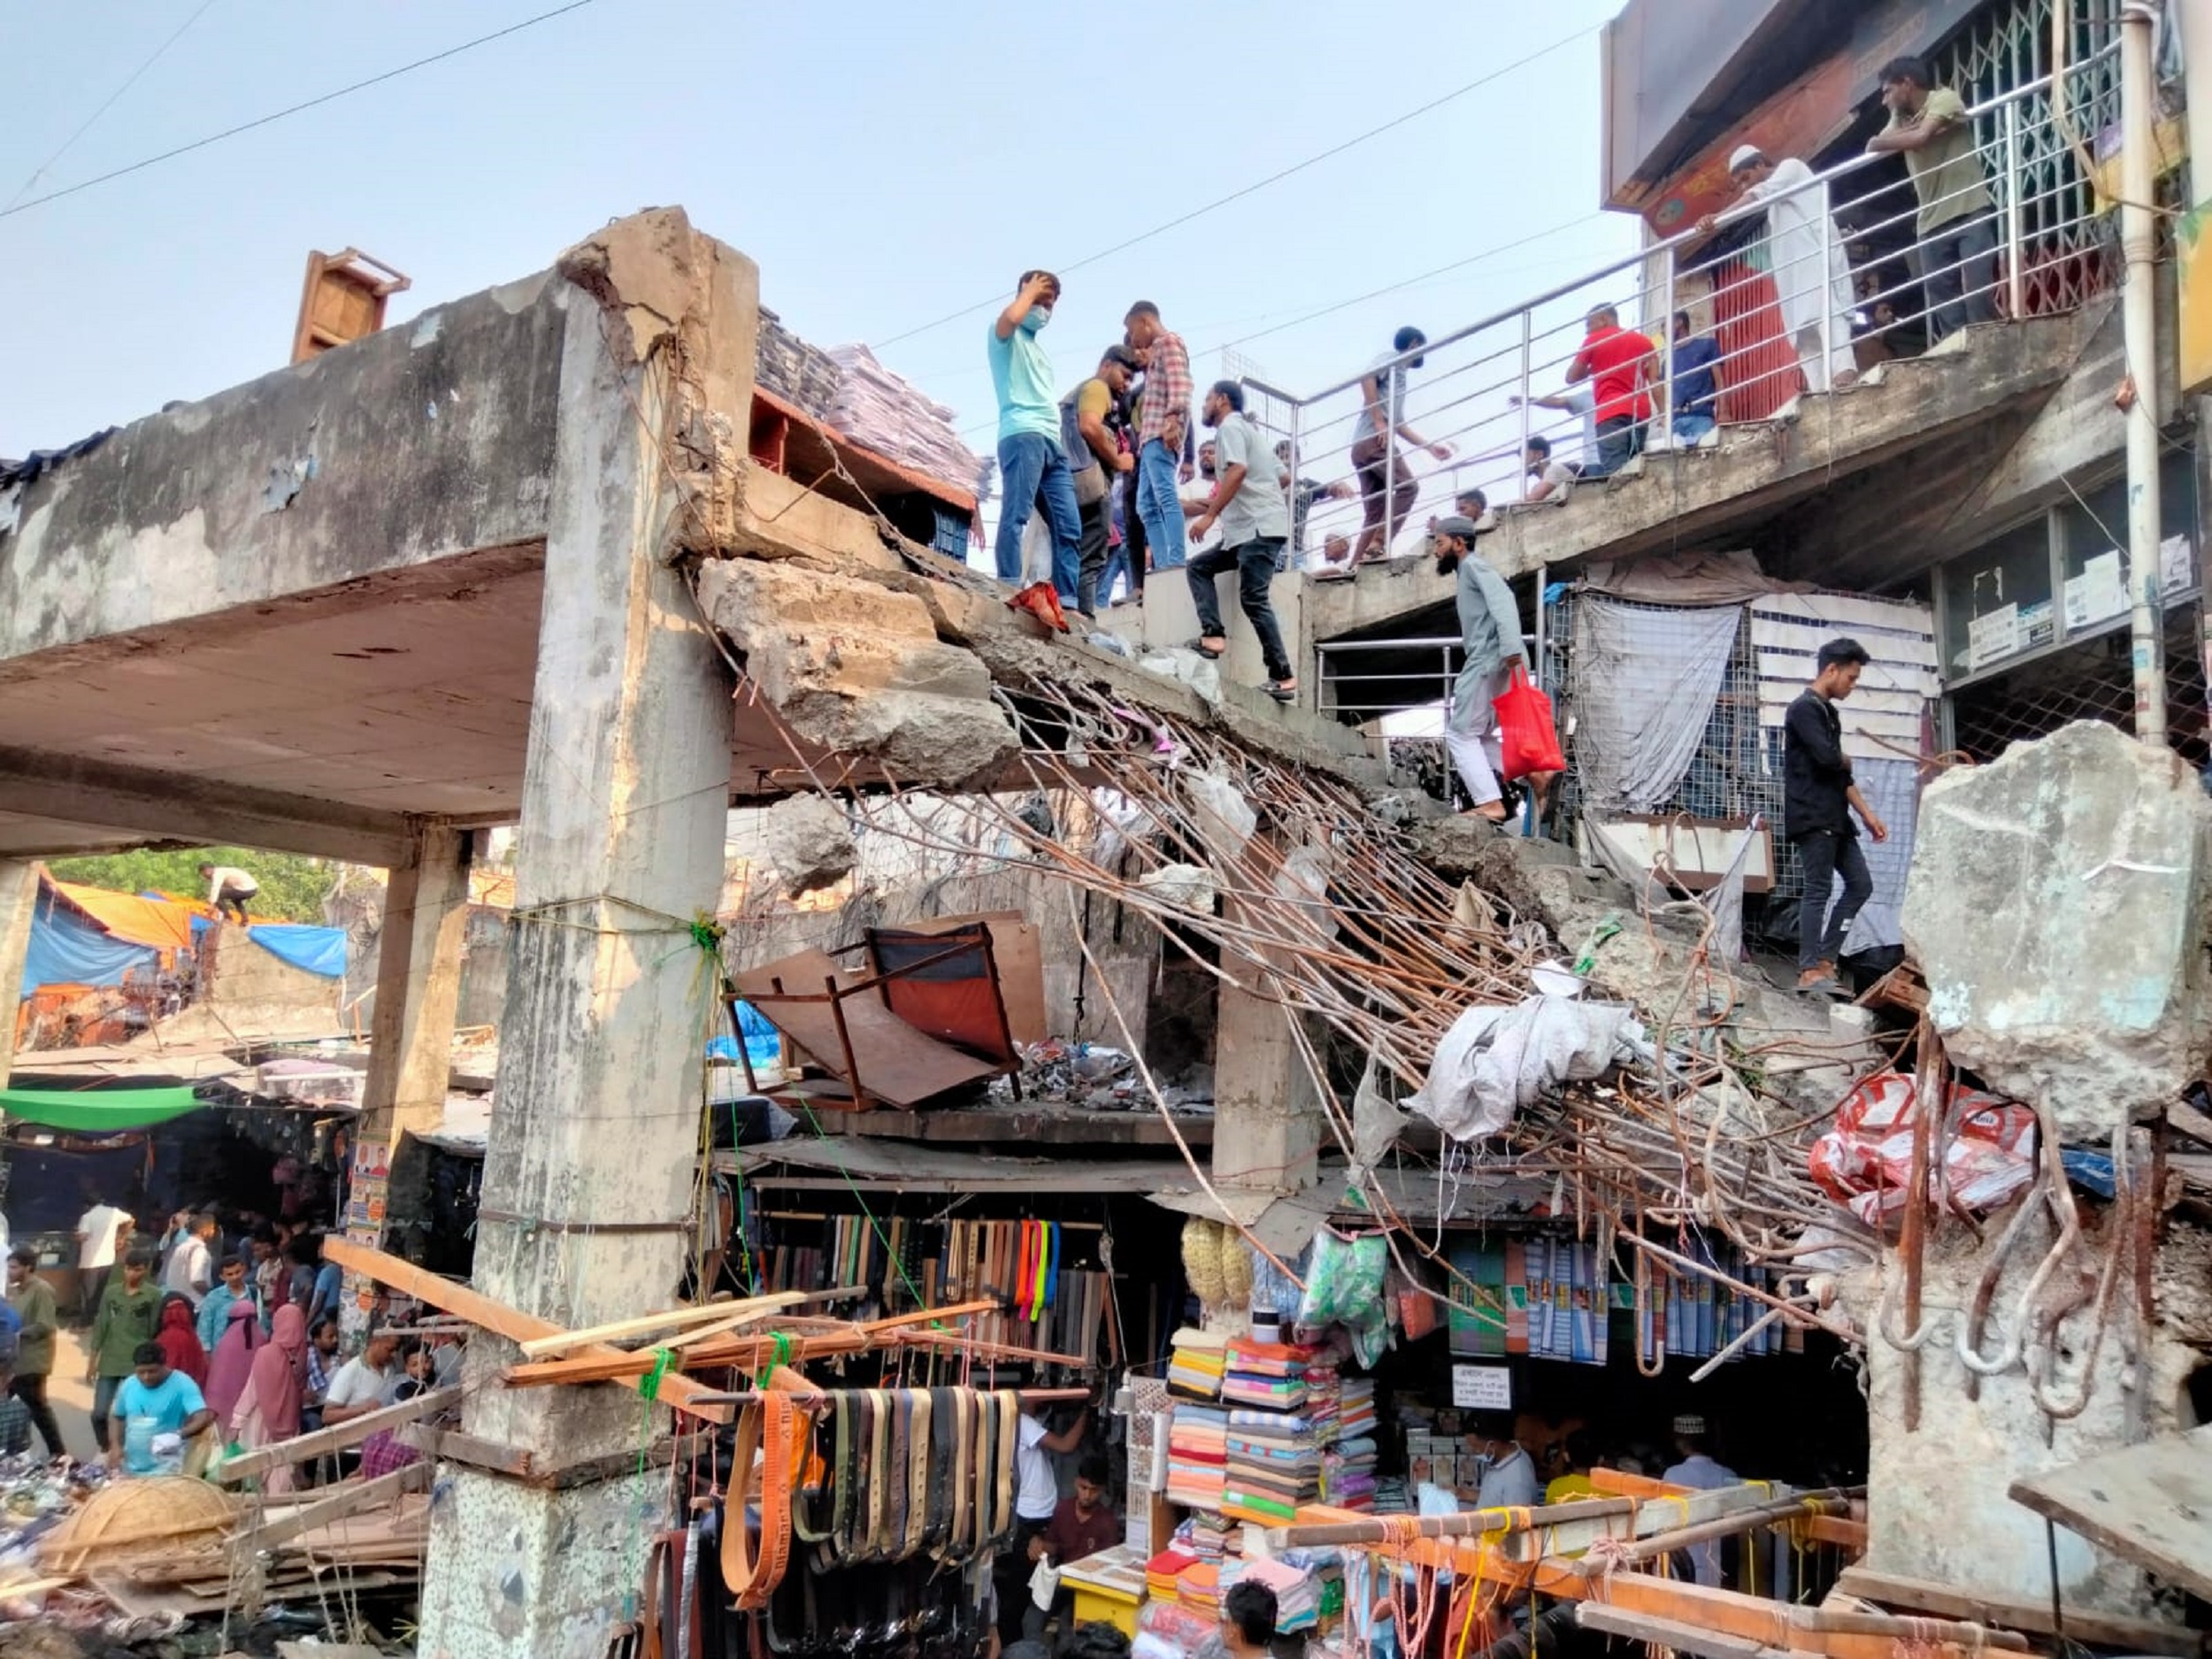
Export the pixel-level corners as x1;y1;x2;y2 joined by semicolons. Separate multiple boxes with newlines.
2063;549;2128;633
1451;1364;1512;1409
1967;603;2020;671
2162;533;2194;596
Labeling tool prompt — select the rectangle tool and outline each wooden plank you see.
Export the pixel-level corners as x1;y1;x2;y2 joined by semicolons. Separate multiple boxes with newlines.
2168;1096;2212;1148
230;1464;431;1555
213;1386;459;1482
1831;1565;2204;1656
321;1238;731;1424
1755;684;1933;717
1577;1604;1781;1659
514;1290;806;1358
1749;593;1939;634
2007;1425;2212;1602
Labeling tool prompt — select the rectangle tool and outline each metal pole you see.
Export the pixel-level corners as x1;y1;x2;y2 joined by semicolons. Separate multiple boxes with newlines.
1517;309;1532;492
2003;99;2026;321
1661;243;1678;436
2122;0;2168;742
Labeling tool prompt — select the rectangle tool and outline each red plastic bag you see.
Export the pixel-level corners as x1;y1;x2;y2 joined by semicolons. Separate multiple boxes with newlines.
1492;663;1565;780
1808;1071;2037;1227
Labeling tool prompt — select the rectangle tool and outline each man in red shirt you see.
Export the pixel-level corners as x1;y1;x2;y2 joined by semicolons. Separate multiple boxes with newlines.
1566;305;1658;476
1023;1453;1124;1640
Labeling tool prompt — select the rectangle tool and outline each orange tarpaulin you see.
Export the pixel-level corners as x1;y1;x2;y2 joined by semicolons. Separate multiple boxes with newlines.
47;878;200;951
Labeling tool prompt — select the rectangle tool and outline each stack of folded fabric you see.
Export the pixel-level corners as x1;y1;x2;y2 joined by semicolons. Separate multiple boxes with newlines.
1304;1357;1341;1447
1222;1408;1321;1526
1338;1376;1375;1441
1177;1510;1235;1563
1178;1559;1221;1622
1324;1430;1378;1510
1372;1475;1412;1515
1220;1338;1310;1409
1146;1547;1197;1605
1165;1403;1228;1511
1168;1329;1228;1400
1233;1556;1318;1634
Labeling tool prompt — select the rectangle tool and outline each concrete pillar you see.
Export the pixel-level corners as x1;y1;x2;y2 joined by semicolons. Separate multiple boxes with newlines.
349;824;473;1302
1210;974;1322;1194
416;215;753;1659
0;860;36;1088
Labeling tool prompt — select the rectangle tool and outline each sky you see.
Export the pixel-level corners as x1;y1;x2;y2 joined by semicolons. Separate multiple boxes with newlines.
0;0;1642;485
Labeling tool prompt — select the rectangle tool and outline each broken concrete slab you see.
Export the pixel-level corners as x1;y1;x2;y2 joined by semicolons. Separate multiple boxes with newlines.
696;555;1018;787
1902;720;2212;1140
756;793;856;895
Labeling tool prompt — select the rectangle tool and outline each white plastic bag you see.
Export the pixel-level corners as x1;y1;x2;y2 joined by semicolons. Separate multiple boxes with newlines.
1184;766;1257;856
1137;863;1218;912
1406;995;1636;1141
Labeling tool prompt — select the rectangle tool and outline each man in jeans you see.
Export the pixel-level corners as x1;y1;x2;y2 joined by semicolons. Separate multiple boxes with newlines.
1352;326;1454;563
1567;305;1657;475
1868;56;1997;343
1186;381;1296;703
1061;344;1138;619
1123;301;1193;574
987;270;1082;605
1785;637;1890;995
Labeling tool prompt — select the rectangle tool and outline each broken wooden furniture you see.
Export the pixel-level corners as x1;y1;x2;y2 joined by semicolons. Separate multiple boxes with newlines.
289;248;410;363
733;918;1030;1110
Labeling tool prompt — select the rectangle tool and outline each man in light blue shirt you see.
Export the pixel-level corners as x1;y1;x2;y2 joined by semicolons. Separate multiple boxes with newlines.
987;270;1081;606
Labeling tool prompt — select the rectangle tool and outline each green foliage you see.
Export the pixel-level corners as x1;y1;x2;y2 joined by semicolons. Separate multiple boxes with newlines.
45;847;337;923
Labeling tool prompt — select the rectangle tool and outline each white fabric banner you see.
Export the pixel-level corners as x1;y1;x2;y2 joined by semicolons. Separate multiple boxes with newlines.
1570;597;1743;816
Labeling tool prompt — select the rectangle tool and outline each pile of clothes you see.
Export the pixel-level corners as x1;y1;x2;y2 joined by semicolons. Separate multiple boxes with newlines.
1167;1328;1226;1399
1222;1408;1321;1526
1220;1337;1310;1410
1165;1403;1227;1511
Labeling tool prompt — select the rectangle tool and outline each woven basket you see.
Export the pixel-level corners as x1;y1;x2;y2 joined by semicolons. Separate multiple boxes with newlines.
41;1477;238;1569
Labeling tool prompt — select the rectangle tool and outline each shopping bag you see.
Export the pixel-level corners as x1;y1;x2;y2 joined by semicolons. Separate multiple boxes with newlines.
1492;663;1565;780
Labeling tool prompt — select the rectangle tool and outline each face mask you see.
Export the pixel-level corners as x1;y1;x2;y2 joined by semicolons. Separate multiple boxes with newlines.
1022;307;1051;333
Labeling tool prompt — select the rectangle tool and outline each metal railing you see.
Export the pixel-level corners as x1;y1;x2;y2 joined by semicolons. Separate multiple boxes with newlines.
1314;633;1538;719
1250;41;2123;579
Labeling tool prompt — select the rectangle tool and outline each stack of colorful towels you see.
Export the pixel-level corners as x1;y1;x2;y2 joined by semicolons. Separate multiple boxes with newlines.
1165;1402;1228;1511
1220;1338;1310;1410
1222;1407;1321;1526
1168;1328;1227;1400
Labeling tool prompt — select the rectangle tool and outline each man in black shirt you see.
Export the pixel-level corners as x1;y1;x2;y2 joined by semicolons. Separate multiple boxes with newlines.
1785;638;1888;994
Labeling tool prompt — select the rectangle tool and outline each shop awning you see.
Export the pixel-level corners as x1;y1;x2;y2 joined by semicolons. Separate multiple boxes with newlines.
50;879;199;950
0;1085;205;1131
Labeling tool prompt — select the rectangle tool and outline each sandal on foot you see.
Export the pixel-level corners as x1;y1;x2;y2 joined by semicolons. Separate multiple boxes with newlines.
1187;638;1226;659
1266;680;1298;703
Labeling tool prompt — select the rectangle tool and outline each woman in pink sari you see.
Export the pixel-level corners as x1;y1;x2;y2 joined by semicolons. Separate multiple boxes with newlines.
204;1297;263;1425
232;1305;308;1492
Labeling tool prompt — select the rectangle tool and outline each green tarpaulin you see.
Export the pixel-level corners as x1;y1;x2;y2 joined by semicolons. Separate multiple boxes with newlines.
0;1087;204;1131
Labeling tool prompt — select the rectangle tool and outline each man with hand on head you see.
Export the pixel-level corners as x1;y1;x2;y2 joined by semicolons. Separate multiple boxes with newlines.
987;270;1083;611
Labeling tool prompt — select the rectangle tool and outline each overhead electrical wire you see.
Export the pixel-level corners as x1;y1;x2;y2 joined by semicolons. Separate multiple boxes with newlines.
5;0;224;213
872;23;1602;351
0;0;601;220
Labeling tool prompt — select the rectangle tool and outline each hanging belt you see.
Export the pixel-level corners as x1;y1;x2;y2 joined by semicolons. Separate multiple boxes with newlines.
902;1388;933;1560
792;1402;833;1548
722;1393;798;1610
824;1390;856;1566
987;1391;1021;1550
941;1386;974;1562
883;1388;911;1557
864;1388;893;1561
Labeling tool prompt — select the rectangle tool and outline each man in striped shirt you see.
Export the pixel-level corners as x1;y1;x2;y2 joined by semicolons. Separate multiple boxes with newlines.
1123;301;1192;572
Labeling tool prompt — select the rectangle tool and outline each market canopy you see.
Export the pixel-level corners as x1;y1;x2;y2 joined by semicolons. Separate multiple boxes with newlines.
0;1085;205;1131
50;879;199;950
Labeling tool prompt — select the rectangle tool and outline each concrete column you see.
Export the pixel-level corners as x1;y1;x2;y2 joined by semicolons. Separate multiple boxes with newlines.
1210;975;1322;1194
0;861;36;1088
417;215;753;1659
351;824;473;1292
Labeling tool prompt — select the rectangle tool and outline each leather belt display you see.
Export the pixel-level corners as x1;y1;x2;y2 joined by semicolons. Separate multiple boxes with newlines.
723;1393;799;1610
942;1386;974;1562
884;1388;910;1558
864;1388;892;1562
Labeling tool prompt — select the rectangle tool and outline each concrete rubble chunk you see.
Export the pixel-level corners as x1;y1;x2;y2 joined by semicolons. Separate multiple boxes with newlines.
695;556;1017;787
1902;719;2212;1138
757;793;856;895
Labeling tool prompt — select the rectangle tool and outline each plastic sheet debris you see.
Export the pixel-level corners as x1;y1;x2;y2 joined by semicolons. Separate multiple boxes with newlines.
991;1040;1140;1108
1136;863;1219;913
1297;1226;1390;1365
1406;995;1640;1141
1184;766;1257;856
1138;647;1223;704
1809;1071;2037;1225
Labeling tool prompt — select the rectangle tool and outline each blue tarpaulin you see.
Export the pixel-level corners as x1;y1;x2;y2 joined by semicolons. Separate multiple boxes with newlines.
709;1001;783;1069
20;891;156;997
242;924;348;979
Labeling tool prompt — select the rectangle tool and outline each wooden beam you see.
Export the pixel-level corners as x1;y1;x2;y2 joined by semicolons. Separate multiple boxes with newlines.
513;1290;808;1359
229;1463;431;1555
1831;1566;2204;1657
213;1386;460;1482
1269;1497;1634;1548
2168;1096;2212;1148
1577;1604;1781;1659
321;1237;731;1424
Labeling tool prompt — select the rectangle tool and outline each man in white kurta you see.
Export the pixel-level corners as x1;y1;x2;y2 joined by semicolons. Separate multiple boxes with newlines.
1718;144;1858;394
